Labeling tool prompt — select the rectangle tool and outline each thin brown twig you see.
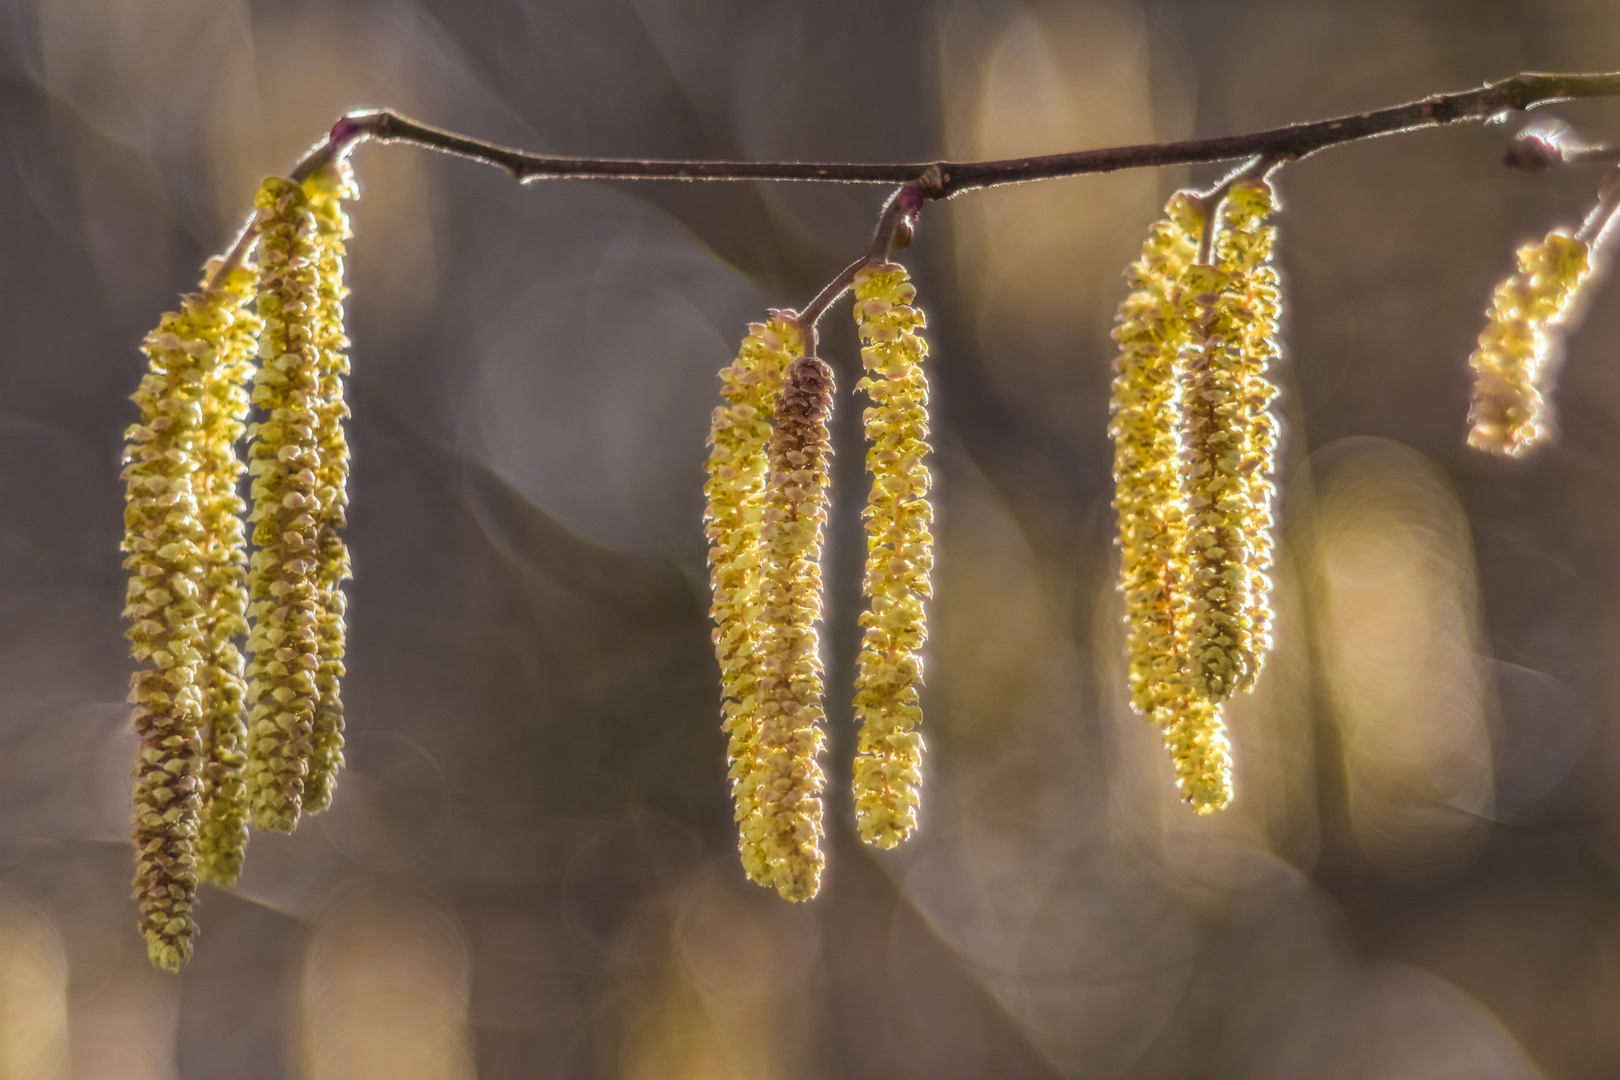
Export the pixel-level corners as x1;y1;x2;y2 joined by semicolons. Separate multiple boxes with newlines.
206;70;1620;287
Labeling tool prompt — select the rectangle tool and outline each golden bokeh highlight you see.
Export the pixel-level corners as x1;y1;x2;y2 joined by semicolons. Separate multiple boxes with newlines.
620;874;814;1080
939;2;1163;416
1312;440;1494;877
301;891;474;1080
0;901;68;1080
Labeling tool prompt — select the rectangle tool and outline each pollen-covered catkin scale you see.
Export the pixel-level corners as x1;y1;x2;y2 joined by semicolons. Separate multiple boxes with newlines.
299;161;358;814
1466;229;1591;457
193;262;261;886
851;262;933;849
243;176;324;833
753;356;835;901
124;261;258;969
1110;192;1204;719
704;315;803;887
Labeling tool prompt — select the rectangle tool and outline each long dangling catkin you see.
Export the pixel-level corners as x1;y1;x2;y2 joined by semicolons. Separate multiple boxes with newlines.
1212;178;1282;671
851;262;933;849
299;161;357;814
1466;229;1591;457
1178;179;1280;707
124;260;258;969
753;355;834;901
1110;192;1205;719
193;262;261;886
243;176;325;833
704;315;803;887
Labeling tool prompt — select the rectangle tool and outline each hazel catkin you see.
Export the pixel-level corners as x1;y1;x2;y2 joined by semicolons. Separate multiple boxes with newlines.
1109;192;1205;720
1466;229;1591;457
752;355;835;901
704;315;803;887
299;160;358;814
851;262;934;849
243;176;325;833
124;259;261;969
192;262;261;886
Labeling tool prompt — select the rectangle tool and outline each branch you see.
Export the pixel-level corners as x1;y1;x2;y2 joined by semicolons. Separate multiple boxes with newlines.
206;70;1620;289
296;71;1620;197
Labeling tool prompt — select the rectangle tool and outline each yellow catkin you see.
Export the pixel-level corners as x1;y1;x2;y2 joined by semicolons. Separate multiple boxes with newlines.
244;177;325;833
193;262;261;886
704;315;803;887
1466;229;1591;457
1213;179;1282;669
753;356;835;901
124;261;258;969
299;161;358;814
1159;696;1233;812
1109;192;1205;719
851;262;933;849
1178;180;1280;706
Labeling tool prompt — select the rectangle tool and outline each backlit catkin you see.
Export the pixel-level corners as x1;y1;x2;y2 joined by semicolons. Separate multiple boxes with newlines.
1109;192;1204;719
851;263;933;849
704;315;803;886
753;356;835;901
299;161;357;814
1212;178;1282;669
1179;179;1280;705
1160;696;1233;812
244;177;324;833
193;262;261;886
1466;229;1591;457
124;261;259;969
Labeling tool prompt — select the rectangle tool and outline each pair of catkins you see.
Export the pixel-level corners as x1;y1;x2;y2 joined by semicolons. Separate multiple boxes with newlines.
704;263;933;902
1109;173;1595;815
122;164;356;970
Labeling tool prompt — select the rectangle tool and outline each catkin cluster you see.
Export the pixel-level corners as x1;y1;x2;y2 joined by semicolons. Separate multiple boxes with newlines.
851;263;933;849
703;262;936;893
123;165;356;968
1108;179;1283;812
1466;229;1592;457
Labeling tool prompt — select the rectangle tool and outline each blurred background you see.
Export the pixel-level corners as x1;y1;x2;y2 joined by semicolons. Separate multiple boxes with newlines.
2;0;1618;1077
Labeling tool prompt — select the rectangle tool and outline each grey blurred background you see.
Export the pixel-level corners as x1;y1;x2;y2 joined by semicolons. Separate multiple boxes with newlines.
2;1;1619;1077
